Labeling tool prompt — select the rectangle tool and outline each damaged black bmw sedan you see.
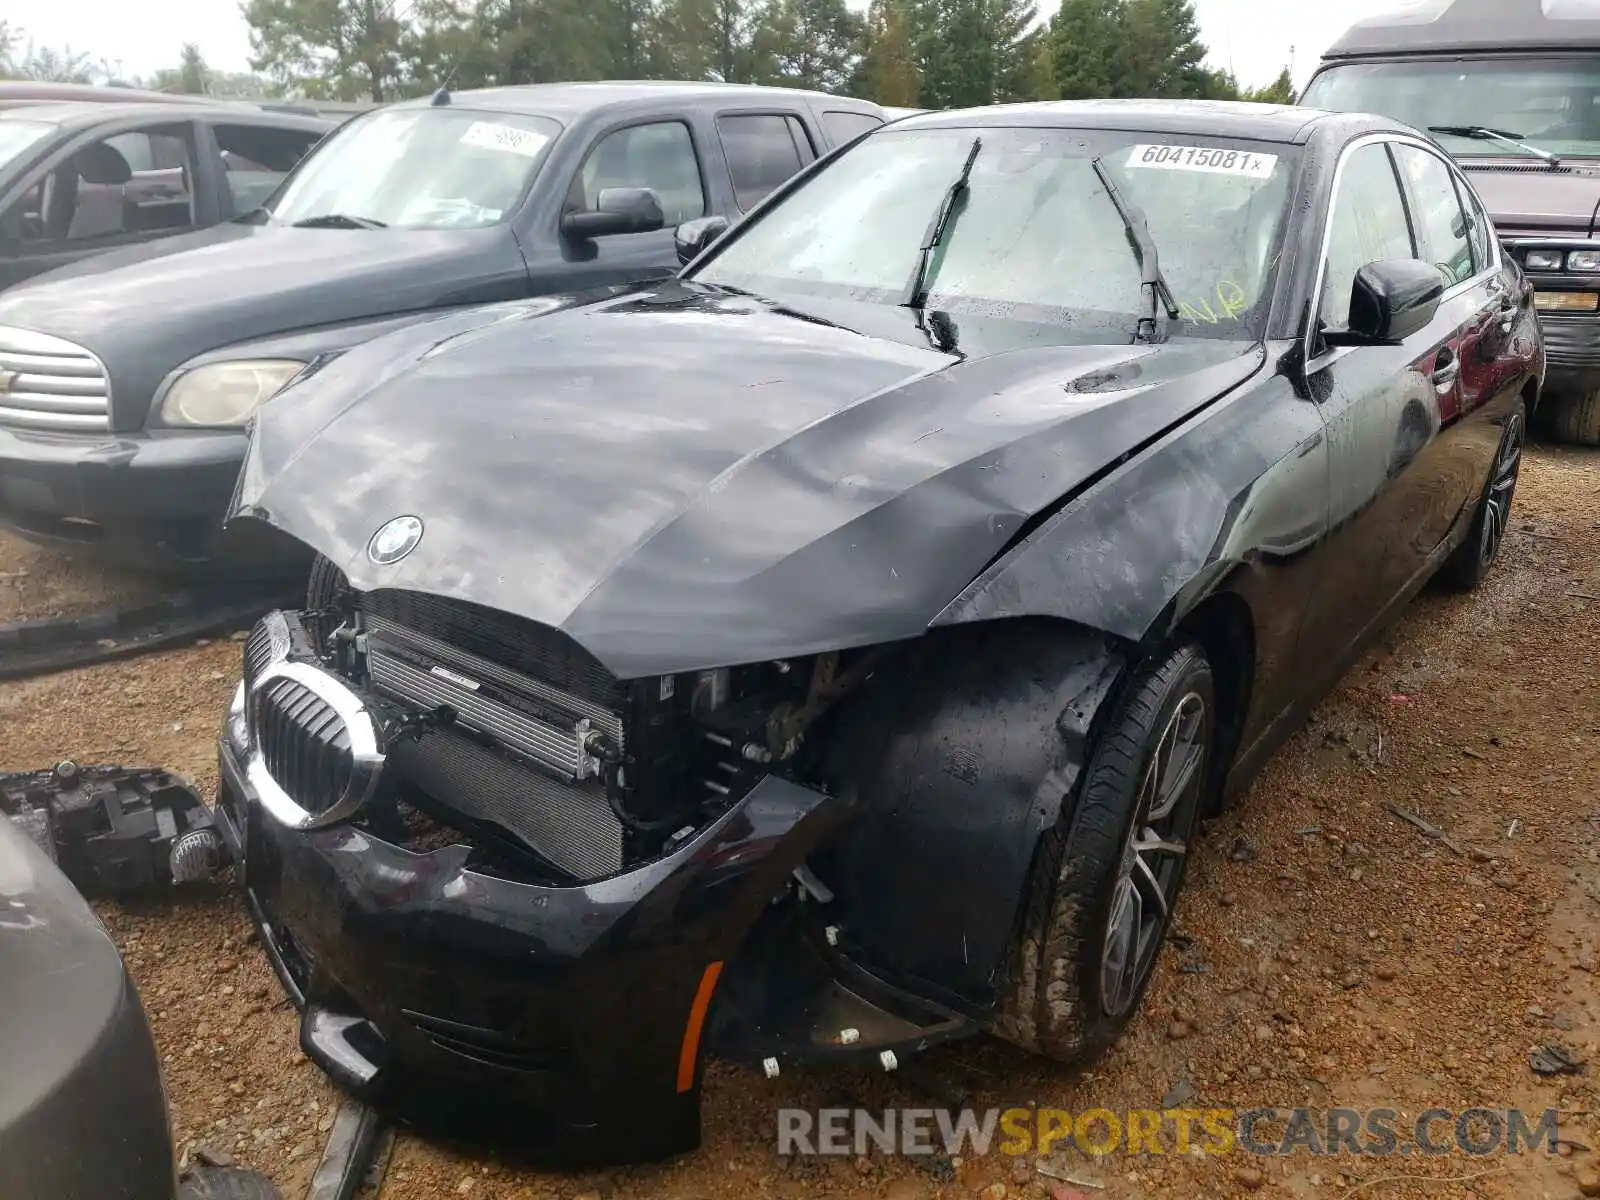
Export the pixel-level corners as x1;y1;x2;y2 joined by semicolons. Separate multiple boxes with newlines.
213;100;1542;1162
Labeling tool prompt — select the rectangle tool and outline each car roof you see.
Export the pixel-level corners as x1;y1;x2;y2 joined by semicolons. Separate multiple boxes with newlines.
0;101;330;132
1324;0;1600;59
0;80;222;106
386;80;884;120
889;98;1393;145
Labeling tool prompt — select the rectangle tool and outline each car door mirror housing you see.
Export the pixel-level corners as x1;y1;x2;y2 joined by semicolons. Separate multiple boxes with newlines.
560;186;665;240
1334;259;1449;346
676;215;730;266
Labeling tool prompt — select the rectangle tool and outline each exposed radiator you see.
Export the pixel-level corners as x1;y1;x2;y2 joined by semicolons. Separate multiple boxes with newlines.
388;730;624;880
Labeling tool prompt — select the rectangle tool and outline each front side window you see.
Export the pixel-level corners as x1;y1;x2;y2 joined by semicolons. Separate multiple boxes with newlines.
1302;57;1600;160
268;108;561;230
693;126;1298;341
1392;143;1475;284
1318;143;1416;331
572;121;706;226
215;123;325;213
8;124;196;245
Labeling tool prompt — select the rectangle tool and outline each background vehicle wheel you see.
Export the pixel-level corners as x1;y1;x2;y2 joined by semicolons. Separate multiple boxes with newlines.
1440;400;1525;592
994;640;1215;1064
1544;389;1600;447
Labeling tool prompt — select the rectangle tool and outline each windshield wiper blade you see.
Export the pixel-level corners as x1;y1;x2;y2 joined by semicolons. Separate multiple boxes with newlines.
1091;155;1180;344
900;136;982;312
1429;125;1562;166
291;213;388;229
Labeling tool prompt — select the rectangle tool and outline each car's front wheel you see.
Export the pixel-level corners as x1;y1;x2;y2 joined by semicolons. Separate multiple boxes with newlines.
995;639;1215;1064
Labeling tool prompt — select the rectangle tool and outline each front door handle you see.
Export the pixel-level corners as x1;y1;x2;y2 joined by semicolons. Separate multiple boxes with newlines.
1431;349;1461;393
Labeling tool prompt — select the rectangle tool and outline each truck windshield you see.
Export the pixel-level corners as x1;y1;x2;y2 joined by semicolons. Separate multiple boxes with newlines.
267;107;561;230
0;120;55;172
692;126;1297;341
1303;58;1600;159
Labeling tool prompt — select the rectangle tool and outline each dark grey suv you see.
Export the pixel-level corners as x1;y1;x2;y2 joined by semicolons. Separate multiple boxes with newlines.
0;83;884;575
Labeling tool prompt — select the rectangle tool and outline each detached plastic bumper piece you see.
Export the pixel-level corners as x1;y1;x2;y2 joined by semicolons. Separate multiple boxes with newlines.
1;762;227;894
216;737;847;1166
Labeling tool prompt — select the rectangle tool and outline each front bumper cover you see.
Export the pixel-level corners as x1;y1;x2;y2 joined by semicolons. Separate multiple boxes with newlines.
0;425;301;569
1538;313;1600;391
216;736;847;1164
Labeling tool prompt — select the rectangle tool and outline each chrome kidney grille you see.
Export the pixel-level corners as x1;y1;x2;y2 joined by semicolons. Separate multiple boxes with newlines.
0;326;112;432
245;660;384;831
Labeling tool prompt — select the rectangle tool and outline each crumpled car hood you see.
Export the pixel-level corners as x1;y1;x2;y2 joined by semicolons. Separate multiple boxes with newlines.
234;283;1264;676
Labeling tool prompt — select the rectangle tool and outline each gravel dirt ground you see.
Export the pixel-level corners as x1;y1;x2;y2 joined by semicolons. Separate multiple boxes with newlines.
0;528;164;622
2;444;1598;1200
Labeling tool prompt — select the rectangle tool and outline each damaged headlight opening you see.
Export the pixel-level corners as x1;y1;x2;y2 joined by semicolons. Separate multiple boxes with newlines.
236;587;890;882
159;358;307;427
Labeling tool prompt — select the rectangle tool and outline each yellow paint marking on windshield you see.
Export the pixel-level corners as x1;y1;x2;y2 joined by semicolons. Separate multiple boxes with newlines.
1216;280;1247;319
1181;281;1250;325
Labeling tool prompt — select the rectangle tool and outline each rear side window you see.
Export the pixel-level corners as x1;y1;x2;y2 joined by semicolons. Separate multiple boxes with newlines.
1392;143;1475;284
822;110;883;146
1455;175;1493;275
717;113;815;210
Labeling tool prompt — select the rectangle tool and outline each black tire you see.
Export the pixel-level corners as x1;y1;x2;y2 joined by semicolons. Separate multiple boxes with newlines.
1440;399;1526;592
1545;389;1600;447
994;639;1215;1064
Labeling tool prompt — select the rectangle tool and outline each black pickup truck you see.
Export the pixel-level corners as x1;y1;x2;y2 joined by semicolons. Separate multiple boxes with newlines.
0;82;885;574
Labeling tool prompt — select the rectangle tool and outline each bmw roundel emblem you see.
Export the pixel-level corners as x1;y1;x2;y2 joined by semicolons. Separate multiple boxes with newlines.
367;515;424;565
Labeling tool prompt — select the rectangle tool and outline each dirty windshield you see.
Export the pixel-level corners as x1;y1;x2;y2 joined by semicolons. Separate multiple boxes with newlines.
1303;58;1600;159
266;107;561;230
690;126;1297;339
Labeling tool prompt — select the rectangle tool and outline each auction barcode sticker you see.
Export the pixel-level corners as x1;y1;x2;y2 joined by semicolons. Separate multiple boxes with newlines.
459;121;551;159
1126;144;1278;178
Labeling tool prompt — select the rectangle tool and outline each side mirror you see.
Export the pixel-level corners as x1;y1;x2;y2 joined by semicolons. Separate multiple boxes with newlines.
1337;259;1448;345
560;186;665;240
676;215;730;266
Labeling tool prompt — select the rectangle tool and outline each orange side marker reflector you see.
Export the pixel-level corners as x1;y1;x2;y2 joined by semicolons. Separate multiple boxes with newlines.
676;960;725;1093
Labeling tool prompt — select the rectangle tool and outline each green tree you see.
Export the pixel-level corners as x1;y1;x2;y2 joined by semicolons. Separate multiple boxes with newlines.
149;43;212;93
656;0;772;82
1048;0;1221;100
754;0;862;91
1048;0;1119;99
1024;25;1054;99
1242;65;1296;104
857;0;920;105
242;0;408;100
6;41;95;83
0;21;18;76
179;43;210;93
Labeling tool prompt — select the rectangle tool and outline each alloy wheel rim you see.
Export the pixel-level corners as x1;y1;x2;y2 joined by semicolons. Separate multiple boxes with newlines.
1100;691;1207;1018
1480;412;1524;569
